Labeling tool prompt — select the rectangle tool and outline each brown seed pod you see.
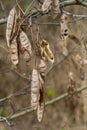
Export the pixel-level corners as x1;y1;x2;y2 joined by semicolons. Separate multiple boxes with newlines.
61;41;68;56
9;37;19;65
6;7;17;47
40;40;54;63
31;69;40;110
41;0;52;12
60;14;68;41
67;72;77;96
75;54;85;80
37;86;45;122
52;0;60;19
19;30;32;62
39;59;47;82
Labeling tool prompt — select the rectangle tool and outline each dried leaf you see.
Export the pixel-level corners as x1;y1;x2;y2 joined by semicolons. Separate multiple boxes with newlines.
19;30;32;62
9;37;19;65
40;40;54;63
31;69;40;110
6;7;17;47
37;87;44;122
52;0;60;19
60;14;68;41
41;0;52;12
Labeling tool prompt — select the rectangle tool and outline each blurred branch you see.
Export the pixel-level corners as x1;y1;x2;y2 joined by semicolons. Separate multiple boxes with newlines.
0;84;87;122
0;85;30;103
0;0;87;25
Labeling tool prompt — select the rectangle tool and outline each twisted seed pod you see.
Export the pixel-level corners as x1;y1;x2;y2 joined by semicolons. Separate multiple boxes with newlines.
40;40;54;63
37;87;44;122
52;0;60;19
60;14;68;41
41;0;52;12
19;31;32;62
6;8;17;47
9;37;19;65
31;69;40;110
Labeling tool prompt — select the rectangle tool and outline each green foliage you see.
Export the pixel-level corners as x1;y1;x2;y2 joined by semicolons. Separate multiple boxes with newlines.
1;109;9;117
47;89;56;96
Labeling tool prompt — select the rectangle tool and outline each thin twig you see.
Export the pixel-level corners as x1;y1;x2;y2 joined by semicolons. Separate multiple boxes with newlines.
0;84;87;121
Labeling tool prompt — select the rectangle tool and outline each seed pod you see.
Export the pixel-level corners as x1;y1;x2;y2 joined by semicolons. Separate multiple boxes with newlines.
37;87;44;122
60;14;68;41
39;59;47;82
40;40;54;63
61;41;68;56
52;0;60;19
19;31;32;62
6;7;17;47
9;37;19;65
75;54;85;80
68;72;77;96
31;69;40;110
41;0;52;12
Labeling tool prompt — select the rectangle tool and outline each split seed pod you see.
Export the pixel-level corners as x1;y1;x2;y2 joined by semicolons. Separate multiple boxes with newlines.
60;14;68;41
19;31;32;62
52;0;60;19
40;40;54;63
37;86;44;122
9;37;19;65
31;69;40;110
6;7;17;47
41;0;52;12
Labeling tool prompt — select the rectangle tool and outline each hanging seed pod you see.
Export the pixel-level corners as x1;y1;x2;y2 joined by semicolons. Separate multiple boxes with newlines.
19;31;32;62
75;54;85;80
67;72;77;96
37;87;45;122
6;7;17;47
31;69;40;110
40;40;54;63
9;37;19;65
39;59;47;82
61;41;68;56
41;0;52;12
52;0;60;19
60;14;68;41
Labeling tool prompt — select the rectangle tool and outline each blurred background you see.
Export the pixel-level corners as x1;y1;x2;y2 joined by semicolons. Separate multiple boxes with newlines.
0;0;87;130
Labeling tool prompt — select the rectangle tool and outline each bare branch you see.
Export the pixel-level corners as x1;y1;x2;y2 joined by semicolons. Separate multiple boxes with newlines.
0;84;87;122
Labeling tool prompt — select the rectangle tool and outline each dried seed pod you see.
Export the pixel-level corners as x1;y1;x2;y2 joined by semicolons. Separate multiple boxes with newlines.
31;69;40;110
68;72;77;96
9;37;19;65
41;0;52;12
39;59;47;82
6;7;17;47
19;31;32;62
52;0;60;19
60;14;68;40
61;41;68;56
40;40;54;63
75;54;85;80
37;87;44;122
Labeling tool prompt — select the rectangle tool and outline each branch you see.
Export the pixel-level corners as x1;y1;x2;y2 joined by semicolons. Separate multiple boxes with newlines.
0;85;87;122
0;0;87;25
60;0;87;7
